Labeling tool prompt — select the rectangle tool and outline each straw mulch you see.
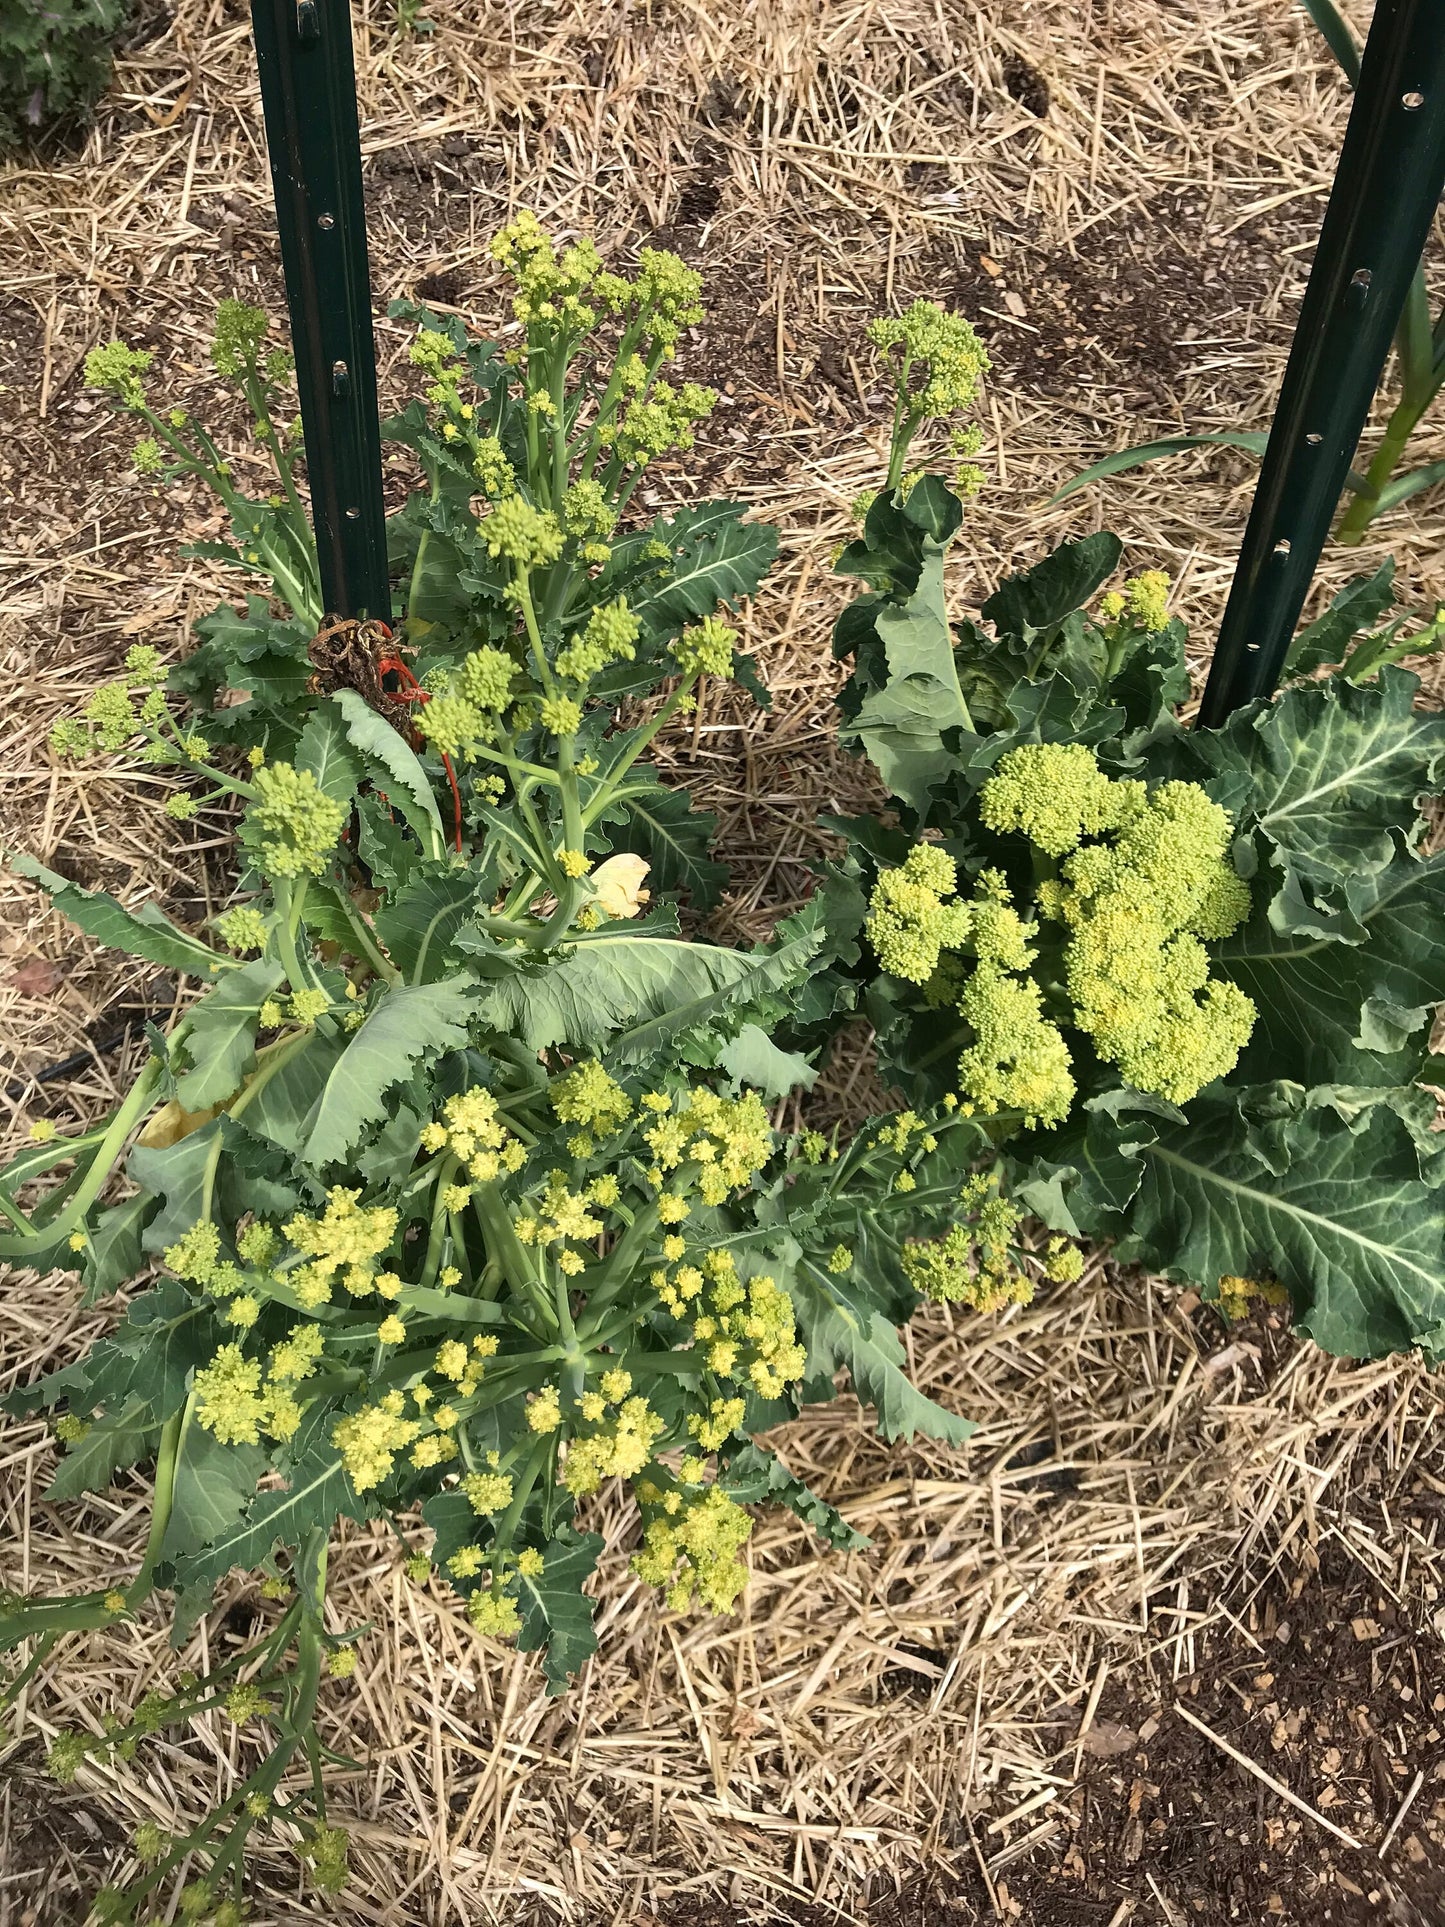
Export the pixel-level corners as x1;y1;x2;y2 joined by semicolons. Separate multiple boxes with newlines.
2;0;1444;1920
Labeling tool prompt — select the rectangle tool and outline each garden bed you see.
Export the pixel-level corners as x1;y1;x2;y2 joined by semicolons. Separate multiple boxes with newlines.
2;1;1444;1920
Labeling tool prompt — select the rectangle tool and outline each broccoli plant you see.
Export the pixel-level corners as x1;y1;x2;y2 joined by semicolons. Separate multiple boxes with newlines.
2;230;1087;1922
829;311;1445;1363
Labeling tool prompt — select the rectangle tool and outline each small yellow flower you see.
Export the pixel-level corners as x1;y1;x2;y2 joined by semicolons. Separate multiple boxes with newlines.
28;1119;57;1144
377;1315;406;1344
104;1590;128;1615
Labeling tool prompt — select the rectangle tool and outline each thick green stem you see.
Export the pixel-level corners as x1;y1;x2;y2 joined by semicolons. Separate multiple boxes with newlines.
1338;394;1429;543
0;1058;163;1258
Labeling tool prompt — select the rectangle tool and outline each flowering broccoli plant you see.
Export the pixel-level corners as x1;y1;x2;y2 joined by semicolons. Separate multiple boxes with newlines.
831;328;1445;1362
0;235;1086;1921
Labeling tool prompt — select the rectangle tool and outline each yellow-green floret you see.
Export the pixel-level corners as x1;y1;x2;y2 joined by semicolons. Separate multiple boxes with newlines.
865;844;973;984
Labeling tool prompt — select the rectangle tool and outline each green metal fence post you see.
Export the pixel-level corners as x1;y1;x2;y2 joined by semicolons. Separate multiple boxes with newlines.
250;0;391;624
1199;0;1445;726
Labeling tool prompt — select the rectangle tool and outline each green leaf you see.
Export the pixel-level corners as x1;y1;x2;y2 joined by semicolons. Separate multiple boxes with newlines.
838;542;975;813
373;867;481;981
1169;669;1445;898
295;703;363;808
631;505;779;634
327;690;445;859
717;1023;817;1097
174;958;285;1112
9;854;228;978
299;979;479;1165
1048;433;1270;505
8;1279;214;1426
237;1030;346;1155
721;1443;869;1550
171;1447;375;1594
1284;561;1395;678
159;1428;267;1568
980;532;1123;637
129;1116;301;1248
1300;0;1360;84
516;1527;604;1695
81;1192;153;1304
1091;1096;1445;1360
465;931;769;1055
1219;853;1445;1085
788;1254;975;1444
45;1398;158;1502
1374;459;1445;515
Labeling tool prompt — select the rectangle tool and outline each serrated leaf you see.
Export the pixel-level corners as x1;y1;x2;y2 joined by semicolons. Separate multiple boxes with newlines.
299;978;479;1165
171;1447;375;1593
373;867;481;980
174;958;285;1112
81;1192;153;1303
515;1527;603;1694
631;506;778;634
718;1023;816;1097
9;854;228;978
980;531;1123;637
7;1279;214;1425
45;1398;158;1502
295;703;363;808
1220;852;1445;1085
158;1428;267;1567
1093;1097;1445;1360
327;690;446;859
1169;670;1445;896
788;1255;975;1444
721;1443;869;1550
464;931;769;1054
1284;560;1395;679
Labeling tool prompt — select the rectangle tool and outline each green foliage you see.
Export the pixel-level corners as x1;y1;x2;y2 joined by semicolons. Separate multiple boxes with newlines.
0;0;126;148
2;236;1054;1923
833;457;1445;1367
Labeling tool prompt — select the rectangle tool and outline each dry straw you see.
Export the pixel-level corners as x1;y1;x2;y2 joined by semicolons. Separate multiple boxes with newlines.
1;0;1442;1919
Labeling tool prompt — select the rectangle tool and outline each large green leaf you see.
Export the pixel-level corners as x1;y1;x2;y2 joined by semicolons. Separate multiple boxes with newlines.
46;1398;158;1502
373;867;481;981
327;690;445;859
1092;1097;1445;1361
1170;669;1445;895
1220;853;1445;1085
159;1428;267;1568
515;1527;604;1695
980;531;1122;637
171;1446;374;1593
464;930;768;1054
295;702;362;808
788;1254;975;1444
9;854;229;978
299;979;479;1165
130;1117;283;1252
631;505;778;634
838;542;977;813
717;1023;817;1097
174;958;285;1112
